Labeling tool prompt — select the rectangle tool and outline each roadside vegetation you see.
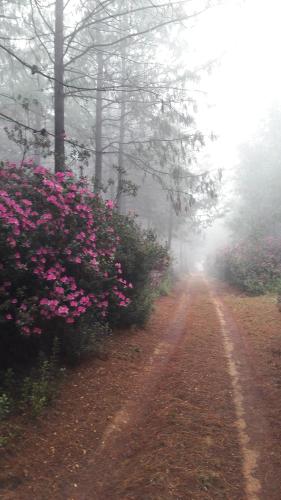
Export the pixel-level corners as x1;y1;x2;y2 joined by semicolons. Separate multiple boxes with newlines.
0;161;169;440
212;238;281;295
210;107;281;297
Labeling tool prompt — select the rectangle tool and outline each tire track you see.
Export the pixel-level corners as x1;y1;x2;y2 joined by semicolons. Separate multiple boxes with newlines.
212;295;261;499
98;290;190;451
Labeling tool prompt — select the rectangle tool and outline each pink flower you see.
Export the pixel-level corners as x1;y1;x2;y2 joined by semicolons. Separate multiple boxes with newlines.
76;231;86;241
80;296;90;305
65;170;74;178
106;199;115;209
46;272;57;281
7;217;19;226
55;172;65;181
66;317;75;324
47;195;58;205
49;299;59;310
22;199;32;207
77;306;86;314
57;305;69;316
40;298;49;305
7;237;16;248
34;166;48;175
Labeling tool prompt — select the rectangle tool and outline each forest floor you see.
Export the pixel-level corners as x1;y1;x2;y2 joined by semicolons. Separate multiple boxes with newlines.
1;275;281;499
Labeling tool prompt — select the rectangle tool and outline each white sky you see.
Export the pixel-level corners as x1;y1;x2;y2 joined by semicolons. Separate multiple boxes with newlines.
179;0;281;255
189;0;281;173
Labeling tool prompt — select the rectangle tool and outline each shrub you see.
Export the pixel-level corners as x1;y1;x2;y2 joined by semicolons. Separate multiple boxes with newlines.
0;161;131;367
0;161;170;417
0;162;170;339
59;312;111;365
211;237;281;295
108;215;169;326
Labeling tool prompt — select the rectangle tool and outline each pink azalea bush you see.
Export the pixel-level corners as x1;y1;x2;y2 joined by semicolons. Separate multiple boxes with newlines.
211;237;281;295
0;161;131;336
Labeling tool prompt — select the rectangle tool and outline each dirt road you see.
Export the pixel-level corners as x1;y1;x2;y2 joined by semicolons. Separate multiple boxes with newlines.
1;276;281;499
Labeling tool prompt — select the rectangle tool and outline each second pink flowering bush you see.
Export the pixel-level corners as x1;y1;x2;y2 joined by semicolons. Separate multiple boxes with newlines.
211;237;281;295
0;161;132;366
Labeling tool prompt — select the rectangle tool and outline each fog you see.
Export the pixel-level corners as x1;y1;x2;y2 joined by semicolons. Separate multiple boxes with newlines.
177;0;281;270
1;0;281;273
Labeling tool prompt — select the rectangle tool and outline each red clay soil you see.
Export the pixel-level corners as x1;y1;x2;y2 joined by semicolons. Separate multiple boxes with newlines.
0;276;280;499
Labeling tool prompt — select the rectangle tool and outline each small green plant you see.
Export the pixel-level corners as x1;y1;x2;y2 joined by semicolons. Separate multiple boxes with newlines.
3;368;16;395
198;471;221;491
20;338;63;416
29;374;50;417
20;376;32;408
0;423;22;449
157;274;173;296
21;363;56;417
130;345;141;353
0;435;9;447
0;393;11;420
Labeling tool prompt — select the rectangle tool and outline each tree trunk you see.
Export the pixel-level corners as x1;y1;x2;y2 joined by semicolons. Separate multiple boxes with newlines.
54;0;65;172
116;44;126;214
33;101;41;166
94;48;103;193
167;201;173;250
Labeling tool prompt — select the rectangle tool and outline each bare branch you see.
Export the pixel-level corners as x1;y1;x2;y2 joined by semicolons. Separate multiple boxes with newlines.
65;8;208;68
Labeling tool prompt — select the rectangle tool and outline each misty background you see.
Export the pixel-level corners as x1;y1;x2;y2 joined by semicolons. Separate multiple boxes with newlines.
1;0;281;271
